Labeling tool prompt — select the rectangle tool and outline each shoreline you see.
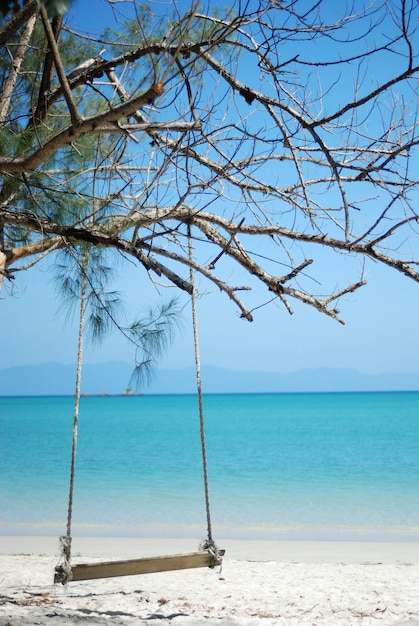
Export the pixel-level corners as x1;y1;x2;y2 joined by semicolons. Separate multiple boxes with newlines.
2;535;419;563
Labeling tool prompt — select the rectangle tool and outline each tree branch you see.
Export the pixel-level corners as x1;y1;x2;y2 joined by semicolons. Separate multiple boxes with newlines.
0;208;192;293
0;0;37;48
39;5;82;127
31;14;64;126
0;83;164;172
0;12;37;125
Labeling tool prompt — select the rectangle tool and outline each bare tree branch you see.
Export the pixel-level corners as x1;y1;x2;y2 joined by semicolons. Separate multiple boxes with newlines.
0;12;37;125
1;0;419;324
0;0;37;48
0;83;164;172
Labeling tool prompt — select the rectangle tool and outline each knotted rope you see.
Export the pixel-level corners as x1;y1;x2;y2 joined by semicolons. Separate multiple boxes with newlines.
56;266;87;584
187;224;218;556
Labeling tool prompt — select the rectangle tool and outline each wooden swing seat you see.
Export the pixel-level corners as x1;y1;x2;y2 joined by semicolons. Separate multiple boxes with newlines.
54;548;225;583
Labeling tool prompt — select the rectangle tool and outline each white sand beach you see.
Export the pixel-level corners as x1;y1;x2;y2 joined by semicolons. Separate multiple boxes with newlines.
1;536;419;625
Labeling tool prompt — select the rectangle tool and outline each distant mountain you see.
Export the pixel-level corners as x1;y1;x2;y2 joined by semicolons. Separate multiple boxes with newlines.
0;361;418;396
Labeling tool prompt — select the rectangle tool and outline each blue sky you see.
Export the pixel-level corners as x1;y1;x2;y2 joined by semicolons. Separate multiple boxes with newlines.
2;247;418;375
2;0;419;378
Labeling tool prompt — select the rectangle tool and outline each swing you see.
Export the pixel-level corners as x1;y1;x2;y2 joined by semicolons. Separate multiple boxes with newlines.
54;228;223;584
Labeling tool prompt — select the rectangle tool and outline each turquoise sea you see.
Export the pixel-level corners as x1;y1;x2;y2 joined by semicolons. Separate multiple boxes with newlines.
1;392;419;542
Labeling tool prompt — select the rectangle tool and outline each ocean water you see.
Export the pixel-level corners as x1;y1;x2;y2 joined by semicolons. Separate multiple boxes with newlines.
1;392;418;541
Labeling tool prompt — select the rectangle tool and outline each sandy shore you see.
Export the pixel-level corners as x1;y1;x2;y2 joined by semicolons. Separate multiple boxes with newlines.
1;536;419;625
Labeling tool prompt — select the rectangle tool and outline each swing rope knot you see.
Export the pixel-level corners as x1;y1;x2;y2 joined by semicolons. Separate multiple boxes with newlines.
199;539;223;568
55;536;73;584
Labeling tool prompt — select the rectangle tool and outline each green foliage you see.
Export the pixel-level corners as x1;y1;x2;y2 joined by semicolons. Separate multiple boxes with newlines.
128;297;183;389
54;245;122;342
54;245;182;390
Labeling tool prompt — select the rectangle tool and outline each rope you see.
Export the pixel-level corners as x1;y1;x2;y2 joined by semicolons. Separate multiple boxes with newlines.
57;263;87;584
187;224;215;549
